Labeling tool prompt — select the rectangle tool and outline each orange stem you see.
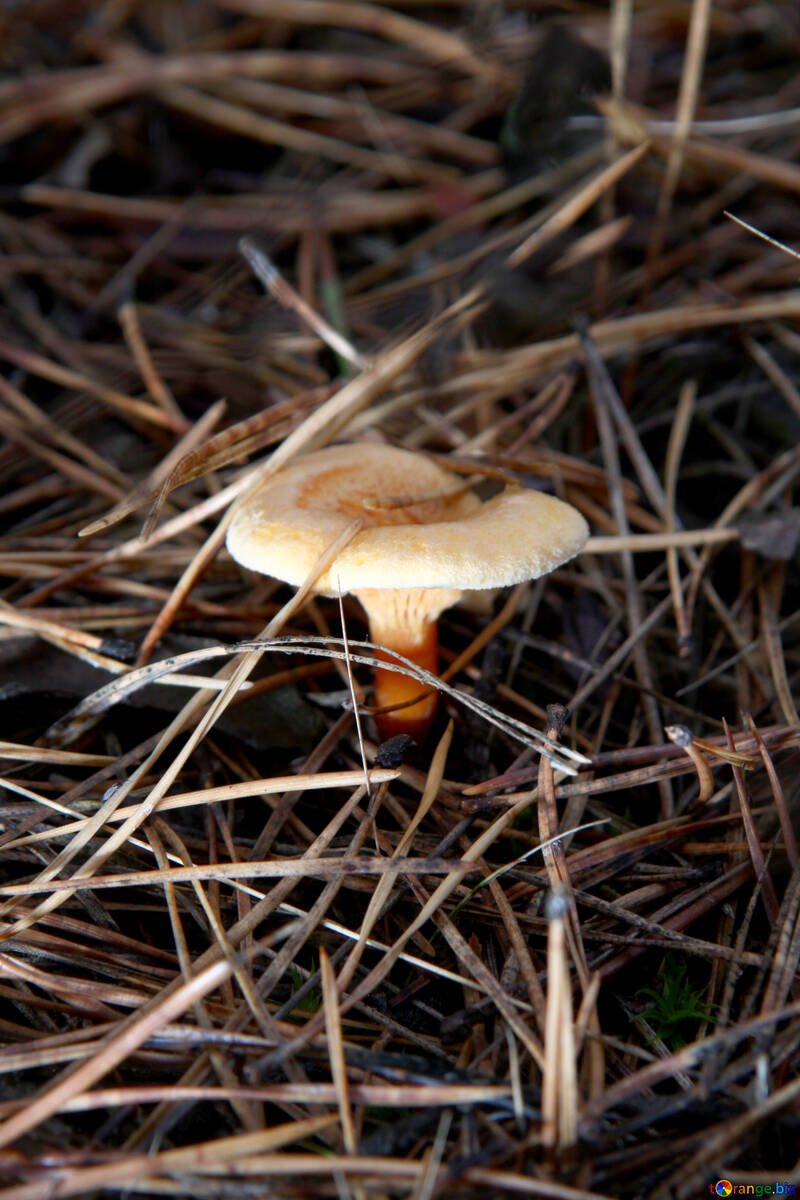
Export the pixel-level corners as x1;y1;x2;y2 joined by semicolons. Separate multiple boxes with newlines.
371;621;439;742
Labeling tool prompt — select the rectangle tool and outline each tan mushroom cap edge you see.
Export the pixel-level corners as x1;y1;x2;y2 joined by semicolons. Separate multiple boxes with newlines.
226;443;589;595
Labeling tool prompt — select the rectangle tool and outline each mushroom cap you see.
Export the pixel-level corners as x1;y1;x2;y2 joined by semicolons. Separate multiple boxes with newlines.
226;443;588;595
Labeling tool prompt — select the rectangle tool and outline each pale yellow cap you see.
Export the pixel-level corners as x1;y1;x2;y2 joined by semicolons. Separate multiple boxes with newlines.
226;443;588;595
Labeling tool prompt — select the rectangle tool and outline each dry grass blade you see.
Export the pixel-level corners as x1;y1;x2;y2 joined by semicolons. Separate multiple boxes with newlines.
337;721;453;993
42;634;590;770
644;0;712;283
725;210;800;260
758;568;800;726
0;855;472;897
0;1116;339;1200
0;338;186;432
508;141;649;269
663;380;696;653
0;743;112;766
585;528;738;553
241;238;368;370
0;951;239;1150
78;397;228;538
580;321;671;817
219;0;502;82
79;392;324;539
747;718;799;870
723;719;779;923
320;947;358;1155
118;300;186;424
542;887;578;1153
161;82;450;184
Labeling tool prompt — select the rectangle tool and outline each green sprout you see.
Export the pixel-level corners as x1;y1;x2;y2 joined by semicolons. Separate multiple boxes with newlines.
289;963;322;1014
635;956;715;1049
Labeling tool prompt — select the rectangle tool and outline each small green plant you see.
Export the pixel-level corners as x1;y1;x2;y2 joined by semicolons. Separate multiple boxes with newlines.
635;956;715;1049
289;963;321;1014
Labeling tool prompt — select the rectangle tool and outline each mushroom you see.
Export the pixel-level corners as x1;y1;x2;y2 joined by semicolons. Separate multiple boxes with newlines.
226;443;588;740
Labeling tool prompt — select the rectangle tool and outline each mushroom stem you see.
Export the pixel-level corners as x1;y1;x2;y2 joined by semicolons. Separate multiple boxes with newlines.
356;586;462;741
371;619;439;741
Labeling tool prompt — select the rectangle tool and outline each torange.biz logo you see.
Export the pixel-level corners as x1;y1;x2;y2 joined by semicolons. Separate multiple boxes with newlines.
710;1184;796;1197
